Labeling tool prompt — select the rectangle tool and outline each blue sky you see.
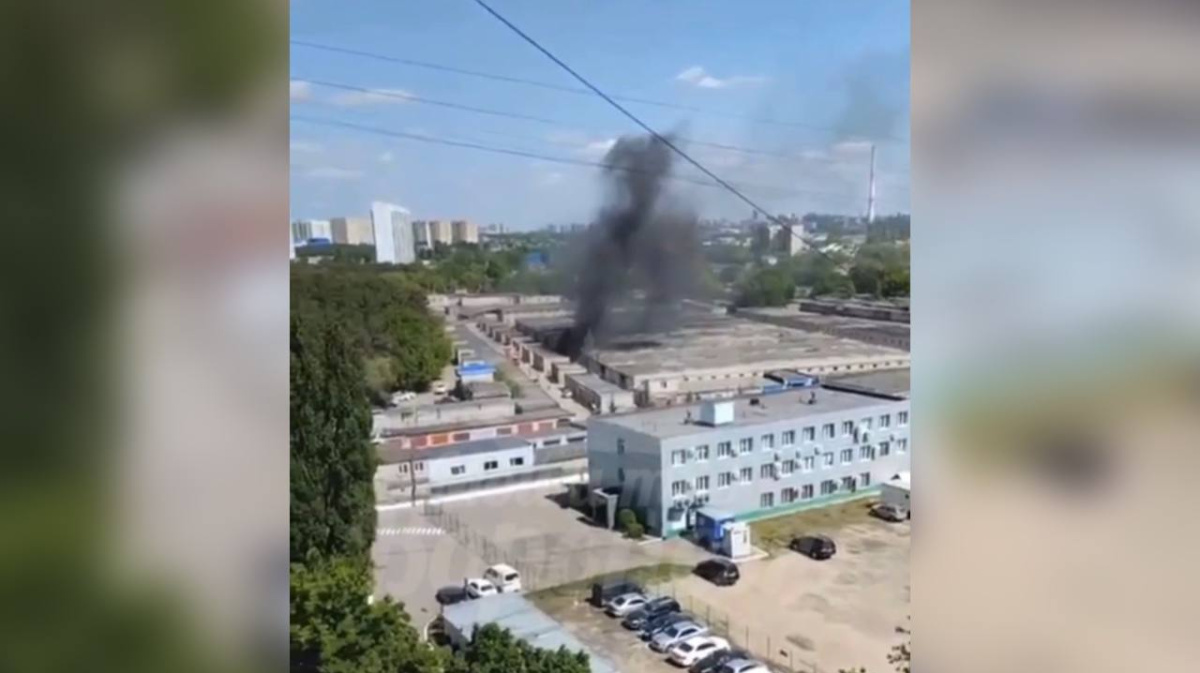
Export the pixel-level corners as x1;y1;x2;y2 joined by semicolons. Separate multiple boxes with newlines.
290;0;910;229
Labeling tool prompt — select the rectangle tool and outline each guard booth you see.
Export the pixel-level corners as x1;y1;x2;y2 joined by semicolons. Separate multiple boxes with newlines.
694;508;752;558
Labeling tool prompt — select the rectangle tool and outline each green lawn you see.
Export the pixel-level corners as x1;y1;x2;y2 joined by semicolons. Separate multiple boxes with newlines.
750;498;879;551
527;563;694;613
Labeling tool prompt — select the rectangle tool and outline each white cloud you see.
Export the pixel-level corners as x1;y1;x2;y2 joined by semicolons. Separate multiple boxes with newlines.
833;140;875;155
578;138;617;158
305;167;363;180
675;66;767;90
378;151;394;164
290;80;312;101
331;87;413;106
290;140;321;153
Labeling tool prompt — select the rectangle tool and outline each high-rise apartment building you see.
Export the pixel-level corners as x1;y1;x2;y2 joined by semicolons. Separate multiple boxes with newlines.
291;219;332;244
451;219;479;244
370;202;416;264
330;216;374;245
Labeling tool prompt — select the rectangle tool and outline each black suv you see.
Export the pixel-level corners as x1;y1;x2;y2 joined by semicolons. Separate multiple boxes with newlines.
589;578;642;608
639;611;691;640
690;648;751;673
789;534;837;560
434;585;470;606
621;596;680;630
694;558;740;586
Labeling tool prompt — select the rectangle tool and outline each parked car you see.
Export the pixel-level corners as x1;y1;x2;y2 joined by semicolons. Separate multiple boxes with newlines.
872;502;909;522
640;611;692;640
789;534;837;560
694;558;740;586
432;381;449;395
668;635;730;667
622;596;680;630
689;648;750;673
649;621;708;652
604;592;649;617
715;658;770;673
393;390;417;402
590;578;642;608
464;578;498;599
434;585;470;606
483;563;522;593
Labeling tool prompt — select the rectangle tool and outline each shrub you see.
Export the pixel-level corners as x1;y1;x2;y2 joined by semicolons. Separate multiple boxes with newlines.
624;522;645;540
616;508;637;531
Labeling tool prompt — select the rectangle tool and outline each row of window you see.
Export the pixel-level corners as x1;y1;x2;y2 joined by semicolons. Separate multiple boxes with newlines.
448;456;525;477
668;414;908;466
672;473;875;502
672;438;909;467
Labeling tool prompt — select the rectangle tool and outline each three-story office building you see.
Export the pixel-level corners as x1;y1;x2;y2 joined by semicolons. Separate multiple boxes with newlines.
586;385;910;537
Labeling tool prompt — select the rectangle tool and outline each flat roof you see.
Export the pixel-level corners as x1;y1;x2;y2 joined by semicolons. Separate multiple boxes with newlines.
583;313;908;380
380;407;572;437
378;436;531;465
594;385;905;439
565;372;627;395
825;369;911;397
442;594;618;673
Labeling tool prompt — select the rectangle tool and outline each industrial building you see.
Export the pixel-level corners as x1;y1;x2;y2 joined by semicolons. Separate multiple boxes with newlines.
739;306;910;351
586;384;911;537
441;594;618;673
378;406;572;451
563;372;636;414
378;436;534;486
370;201;416;264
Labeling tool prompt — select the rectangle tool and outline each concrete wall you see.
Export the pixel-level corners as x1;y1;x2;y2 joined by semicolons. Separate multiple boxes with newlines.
373;399;516;436
587;399;911;536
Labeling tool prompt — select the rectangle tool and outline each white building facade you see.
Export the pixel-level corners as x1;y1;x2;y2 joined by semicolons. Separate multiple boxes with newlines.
370;201;416;264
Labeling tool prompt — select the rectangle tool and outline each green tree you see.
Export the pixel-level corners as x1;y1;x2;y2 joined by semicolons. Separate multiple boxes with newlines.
290;558;439;673
734;266;795;307
290;313;377;564
446;623;590;673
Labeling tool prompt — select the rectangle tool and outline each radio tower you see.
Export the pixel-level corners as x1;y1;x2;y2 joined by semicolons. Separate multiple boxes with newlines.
866;144;877;223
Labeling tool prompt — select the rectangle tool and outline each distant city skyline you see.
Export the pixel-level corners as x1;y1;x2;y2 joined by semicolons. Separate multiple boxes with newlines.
291;1;909;230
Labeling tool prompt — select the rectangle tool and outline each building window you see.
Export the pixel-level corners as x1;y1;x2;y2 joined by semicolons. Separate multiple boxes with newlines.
860;417;873;430
717;441;734;459
617;438;625;454
671;480;689;497
802;426;815;442
739;437;754;454
761;434;775;450
859;446;874;461
695;444;710;461
400;463;409;474
840;449;853;465
782;487;798;504
822;423;835;439
717;472;733;488
897;438;908;453
760;492;775;508
695;475;710;492
880;414;892;428
898;411;909;426
802;456;815;472
510;457;525;467
781;430;796;446
820;479;837;495
781;459;796;475
484;460;499;471
760;464;775;479
879;441;890;457
496;426;513;436
801;484;814;499
841;476;856;492
739;467;753;483
860;472;871;487
671;449;688;466
451;465;466;476
416;462;424;471
842;420;854;435
823;452;835;467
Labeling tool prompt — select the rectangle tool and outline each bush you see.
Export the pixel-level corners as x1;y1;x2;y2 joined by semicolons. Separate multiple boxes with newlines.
616;508;637;531
624;522;645;540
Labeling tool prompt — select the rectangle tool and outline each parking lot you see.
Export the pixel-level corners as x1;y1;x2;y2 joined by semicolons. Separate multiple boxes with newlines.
534;500;910;673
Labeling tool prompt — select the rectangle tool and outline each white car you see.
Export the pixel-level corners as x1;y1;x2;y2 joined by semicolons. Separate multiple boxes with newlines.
483;564;522;593
716;658;770;673
392;391;417;403
604;592;649;617
668;635;730;667
649;620;708;652
463;578;498;599
431;381;449;395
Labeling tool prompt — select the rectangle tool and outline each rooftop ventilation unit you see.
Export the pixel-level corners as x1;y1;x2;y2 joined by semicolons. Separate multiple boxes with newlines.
699;400;734;426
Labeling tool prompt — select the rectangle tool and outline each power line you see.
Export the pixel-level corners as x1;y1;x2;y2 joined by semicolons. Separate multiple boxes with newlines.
470;0;832;250
291;38;910;144
291;115;859;202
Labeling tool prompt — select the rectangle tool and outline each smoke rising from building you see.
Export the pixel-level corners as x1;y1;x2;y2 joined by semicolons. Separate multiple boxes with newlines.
559;134;701;358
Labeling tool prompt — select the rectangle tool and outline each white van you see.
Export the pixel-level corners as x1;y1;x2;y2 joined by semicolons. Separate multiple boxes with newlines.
483;564;522;593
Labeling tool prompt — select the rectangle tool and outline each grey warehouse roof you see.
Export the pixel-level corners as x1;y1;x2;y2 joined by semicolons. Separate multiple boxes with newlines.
442;594;618;673
377;436;530;465
595;385;906;439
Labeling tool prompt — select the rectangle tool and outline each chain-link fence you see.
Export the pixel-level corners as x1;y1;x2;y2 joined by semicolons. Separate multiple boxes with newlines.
647;579;827;673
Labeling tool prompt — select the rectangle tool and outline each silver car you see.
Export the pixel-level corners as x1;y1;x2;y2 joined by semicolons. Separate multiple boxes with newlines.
649;620;708;652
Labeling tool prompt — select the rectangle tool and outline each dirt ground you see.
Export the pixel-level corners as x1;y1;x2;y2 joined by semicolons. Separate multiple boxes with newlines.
536;501;910;673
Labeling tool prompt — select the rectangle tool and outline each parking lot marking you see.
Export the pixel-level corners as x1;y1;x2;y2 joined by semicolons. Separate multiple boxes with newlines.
378;526;446;537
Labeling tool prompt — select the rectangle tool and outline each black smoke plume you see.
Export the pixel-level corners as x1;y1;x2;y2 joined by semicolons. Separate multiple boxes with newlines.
558;134;700;358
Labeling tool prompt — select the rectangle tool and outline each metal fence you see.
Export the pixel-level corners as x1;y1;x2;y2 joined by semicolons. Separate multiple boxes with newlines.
646;580;828;673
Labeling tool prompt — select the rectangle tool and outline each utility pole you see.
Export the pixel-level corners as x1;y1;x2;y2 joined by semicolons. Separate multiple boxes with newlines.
867;144;877;224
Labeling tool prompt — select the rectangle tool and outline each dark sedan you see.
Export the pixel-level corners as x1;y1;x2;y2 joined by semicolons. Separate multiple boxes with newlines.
789;534;837;560
639;611;692;640
690;648;751;673
434;585;471;606
621;596;680;630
